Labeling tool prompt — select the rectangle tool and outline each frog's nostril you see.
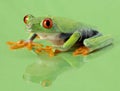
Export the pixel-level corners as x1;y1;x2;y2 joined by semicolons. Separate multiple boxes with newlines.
26;25;31;28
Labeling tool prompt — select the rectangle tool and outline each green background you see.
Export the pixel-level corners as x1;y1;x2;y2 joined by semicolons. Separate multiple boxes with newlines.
0;0;120;91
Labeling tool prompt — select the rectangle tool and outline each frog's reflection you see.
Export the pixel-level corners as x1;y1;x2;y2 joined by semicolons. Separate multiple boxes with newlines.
23;45;113;87
23;51;86;87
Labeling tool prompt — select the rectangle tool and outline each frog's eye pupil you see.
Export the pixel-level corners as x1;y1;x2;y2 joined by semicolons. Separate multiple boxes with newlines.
43;18;53;29
46;20;50;26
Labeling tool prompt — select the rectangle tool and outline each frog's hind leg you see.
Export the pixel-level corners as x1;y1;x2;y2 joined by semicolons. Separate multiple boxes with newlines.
73;34;113;55
83;34;113;53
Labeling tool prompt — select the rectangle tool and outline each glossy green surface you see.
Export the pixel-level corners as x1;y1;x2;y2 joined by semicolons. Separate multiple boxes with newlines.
0;0;120;91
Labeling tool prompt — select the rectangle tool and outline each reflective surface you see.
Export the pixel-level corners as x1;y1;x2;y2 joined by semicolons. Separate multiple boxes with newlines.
23;52;84;87
0;0;120;91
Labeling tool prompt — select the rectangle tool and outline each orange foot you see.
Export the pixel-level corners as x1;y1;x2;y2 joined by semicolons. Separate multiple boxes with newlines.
7;40;58;57
7;40;43;50
73;46;89;56
35;46;61;57
35;46;54;57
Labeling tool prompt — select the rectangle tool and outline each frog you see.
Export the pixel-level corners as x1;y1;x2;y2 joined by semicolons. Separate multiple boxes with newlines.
7;14;113;55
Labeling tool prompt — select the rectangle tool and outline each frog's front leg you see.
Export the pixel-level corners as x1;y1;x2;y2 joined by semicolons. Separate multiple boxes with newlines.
54;31;81;51
22;33;38;49
74;33;113;55
8;33;40;50
27;33;38;42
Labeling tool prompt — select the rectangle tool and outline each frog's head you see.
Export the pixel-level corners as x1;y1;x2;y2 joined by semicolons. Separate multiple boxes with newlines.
23;14;60;33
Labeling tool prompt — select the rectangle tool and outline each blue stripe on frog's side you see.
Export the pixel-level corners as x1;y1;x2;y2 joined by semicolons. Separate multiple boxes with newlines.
59;29;101;44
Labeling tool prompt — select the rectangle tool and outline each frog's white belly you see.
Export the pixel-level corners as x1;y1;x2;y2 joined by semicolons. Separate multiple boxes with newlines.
38;33;60;40
37;33;64;45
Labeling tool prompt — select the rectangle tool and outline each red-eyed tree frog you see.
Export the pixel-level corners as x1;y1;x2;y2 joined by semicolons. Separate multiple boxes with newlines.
7;14;113;55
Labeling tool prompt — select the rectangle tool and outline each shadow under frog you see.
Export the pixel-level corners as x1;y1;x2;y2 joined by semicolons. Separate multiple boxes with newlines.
23;43;113;87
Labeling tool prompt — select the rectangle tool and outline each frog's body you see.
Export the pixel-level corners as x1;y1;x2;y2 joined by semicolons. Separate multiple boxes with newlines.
24;15;113;54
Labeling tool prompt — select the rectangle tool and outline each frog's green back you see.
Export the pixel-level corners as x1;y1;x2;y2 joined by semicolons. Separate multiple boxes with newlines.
52;16;90;33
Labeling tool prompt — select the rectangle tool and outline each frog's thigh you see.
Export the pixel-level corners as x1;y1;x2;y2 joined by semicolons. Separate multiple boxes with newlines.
83;35;113;52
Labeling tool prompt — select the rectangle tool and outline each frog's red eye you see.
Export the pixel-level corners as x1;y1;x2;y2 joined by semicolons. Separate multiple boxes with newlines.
42;18;53;29
23;15;29;24
23;14;34;24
